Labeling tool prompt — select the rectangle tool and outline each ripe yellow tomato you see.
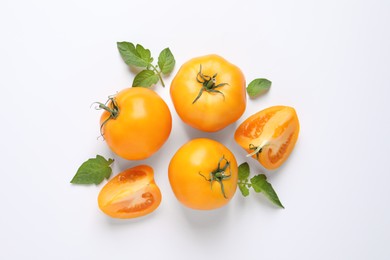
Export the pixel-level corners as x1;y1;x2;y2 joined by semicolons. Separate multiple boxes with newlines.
98;165;161;219
168;138;238;210
234;106;300;170
170;54;246;132
99;87;172;160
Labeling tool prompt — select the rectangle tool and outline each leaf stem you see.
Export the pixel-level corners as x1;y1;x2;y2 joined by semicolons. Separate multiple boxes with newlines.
150;64;165;87
238;180;251;186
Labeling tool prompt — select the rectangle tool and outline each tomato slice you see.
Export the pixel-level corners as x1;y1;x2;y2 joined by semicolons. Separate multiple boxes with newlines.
234;106;300;170
98;165;161;219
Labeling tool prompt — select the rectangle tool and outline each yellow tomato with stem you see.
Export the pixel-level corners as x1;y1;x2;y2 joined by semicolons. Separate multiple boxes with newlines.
97;87;172;160
170;54;246;132
168;138;238;210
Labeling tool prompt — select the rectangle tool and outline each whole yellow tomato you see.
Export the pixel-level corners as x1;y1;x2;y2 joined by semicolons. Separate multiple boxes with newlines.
168;138;238;210
99;87;172;160
170;54;246;132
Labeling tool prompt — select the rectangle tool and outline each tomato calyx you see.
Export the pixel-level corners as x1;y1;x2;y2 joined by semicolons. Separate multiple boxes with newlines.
246;144;263;159
248;144;262;159
247;141;271;159
192;65;228;104
93;95;120;136
199;155;231;198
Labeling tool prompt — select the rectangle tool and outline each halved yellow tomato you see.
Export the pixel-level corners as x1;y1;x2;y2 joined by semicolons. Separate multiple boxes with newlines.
234;106;300;170
98;165;161;219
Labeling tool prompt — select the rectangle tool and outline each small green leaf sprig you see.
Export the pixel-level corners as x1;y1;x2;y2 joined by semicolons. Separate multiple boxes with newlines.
238;162;284;208
117;42;175;88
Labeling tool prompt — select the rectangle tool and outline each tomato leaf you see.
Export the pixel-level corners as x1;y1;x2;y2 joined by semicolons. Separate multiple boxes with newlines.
237;163;284;206
70;155;114;185
133;70;159;87
238;162;250;180
117;42;151;67
158;48;175;75
247;78;272;97
117;42;175;88
250;174;284;208
135;44;153;64
238;162;250;197
238;184;250;197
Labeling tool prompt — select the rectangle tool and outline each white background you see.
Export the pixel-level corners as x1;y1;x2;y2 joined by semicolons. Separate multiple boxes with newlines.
1;0;389;259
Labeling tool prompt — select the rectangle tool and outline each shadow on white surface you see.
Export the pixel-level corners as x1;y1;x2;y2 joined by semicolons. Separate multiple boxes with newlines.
182;121;238;144
179;204;231;228
100;208;162;226
127;65;143;75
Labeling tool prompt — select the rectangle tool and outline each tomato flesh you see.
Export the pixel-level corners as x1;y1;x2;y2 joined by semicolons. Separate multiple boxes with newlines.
235;106;300;170
98;165;161;219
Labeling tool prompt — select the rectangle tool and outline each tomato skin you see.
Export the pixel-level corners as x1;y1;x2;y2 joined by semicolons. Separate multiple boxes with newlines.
170;54;246;132
168;138;238;210
101;88;172;160
234;106;300;170
98;165;161;219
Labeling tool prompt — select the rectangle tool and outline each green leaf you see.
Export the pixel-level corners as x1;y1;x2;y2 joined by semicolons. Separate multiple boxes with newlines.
250;174;284;208
133;70;159;87
250;174;266;193
238;184;250;197
238;162;250;181
237;163;251;197
117;42;151;67
70;155;114;185
247;78;272;97
135;44;153;64
158;48;175;74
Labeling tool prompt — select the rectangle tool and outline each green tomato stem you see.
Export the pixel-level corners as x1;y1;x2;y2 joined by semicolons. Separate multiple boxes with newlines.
199;155;231;199
92;96;120;137
150;64;165;87
192;64;227;104
246;141;270;158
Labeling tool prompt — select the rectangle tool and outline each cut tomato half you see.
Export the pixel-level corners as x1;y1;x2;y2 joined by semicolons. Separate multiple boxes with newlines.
98;165;161;219
234;106;300;170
